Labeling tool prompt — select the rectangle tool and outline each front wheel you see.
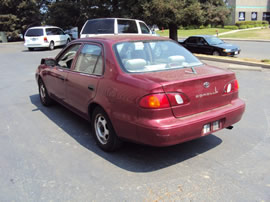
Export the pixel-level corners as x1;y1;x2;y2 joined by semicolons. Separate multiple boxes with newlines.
91;107;122;152
39;79;53;106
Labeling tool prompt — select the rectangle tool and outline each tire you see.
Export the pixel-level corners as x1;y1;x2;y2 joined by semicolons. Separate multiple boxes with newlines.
91;107;122;152
28;47;34;51
38;79;53;106
49;41;55;50
212;50;220;56
66;38;70;45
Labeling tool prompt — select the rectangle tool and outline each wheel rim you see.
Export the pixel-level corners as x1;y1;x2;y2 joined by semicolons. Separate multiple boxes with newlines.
94;114;109;145
40;83;46;102
50;42;54;49
213;51;219;56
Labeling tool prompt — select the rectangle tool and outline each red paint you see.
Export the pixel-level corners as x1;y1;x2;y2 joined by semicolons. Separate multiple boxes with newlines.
36;35;245;147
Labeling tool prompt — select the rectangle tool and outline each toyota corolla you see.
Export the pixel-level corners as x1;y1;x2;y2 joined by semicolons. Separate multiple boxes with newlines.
36;35;245;152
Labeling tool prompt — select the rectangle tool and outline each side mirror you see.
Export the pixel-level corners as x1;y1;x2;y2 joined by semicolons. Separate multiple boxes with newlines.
41;58;57;66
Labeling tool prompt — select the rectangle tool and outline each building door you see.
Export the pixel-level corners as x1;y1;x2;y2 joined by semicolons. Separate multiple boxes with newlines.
263;12;270;23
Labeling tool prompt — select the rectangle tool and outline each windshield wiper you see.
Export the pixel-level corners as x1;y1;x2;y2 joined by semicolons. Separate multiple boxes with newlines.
185;66;197;74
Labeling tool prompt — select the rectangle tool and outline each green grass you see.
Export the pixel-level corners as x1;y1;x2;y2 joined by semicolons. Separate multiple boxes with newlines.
156;27;270;40
156;28;233;38
261;59;270;64
220;28;270;40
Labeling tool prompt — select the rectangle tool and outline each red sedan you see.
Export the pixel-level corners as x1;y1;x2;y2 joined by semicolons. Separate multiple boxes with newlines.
36;35;245;152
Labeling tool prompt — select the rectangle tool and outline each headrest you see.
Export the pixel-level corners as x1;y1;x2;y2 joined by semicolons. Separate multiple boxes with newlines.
124;59;146;71
168;55;185;63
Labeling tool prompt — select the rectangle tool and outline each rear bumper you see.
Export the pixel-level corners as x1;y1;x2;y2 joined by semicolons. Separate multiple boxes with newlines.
24;43;49;48
135;98;245;146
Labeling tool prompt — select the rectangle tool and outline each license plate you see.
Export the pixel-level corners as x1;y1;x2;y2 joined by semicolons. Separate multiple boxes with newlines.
31;38;38;41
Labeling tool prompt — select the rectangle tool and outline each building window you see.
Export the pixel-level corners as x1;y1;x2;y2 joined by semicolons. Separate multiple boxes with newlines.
239;12;245;21
263;12;270;22
251;12;257;21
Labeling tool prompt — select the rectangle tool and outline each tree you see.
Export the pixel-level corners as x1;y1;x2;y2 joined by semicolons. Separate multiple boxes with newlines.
0;0;42;40
142;0;204;41
200;0;231;26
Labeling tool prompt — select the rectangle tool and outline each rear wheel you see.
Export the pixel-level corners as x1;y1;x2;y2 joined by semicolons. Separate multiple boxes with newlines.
28;47;34;51
91;107;122;152
49;41;55;50
38;79;53;106
212;50;220;56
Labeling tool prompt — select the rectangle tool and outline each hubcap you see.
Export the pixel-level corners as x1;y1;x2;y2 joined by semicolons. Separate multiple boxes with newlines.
95;114;109;145
40;83;46;102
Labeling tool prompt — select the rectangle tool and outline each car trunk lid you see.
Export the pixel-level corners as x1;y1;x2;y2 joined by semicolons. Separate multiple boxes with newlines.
133;65;237;118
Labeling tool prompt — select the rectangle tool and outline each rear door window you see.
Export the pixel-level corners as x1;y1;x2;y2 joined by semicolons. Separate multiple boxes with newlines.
82;19;114;34
139;22;150;34
118;20;138;33
186;37;198;44
74;44;103;75
25;29;44;37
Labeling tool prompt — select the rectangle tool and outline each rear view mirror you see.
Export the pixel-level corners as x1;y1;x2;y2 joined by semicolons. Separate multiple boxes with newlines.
41;58;57;66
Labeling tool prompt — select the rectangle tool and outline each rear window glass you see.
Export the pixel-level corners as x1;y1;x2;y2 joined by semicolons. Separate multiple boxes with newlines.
25;29;44;37
82;19;114;34
114;40;202;73
118;20;138;34
46;28;63;35
139;22;150;34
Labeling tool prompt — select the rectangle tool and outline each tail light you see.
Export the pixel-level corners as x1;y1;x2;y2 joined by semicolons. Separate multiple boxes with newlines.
139;93;189;109
44;37;48;43
224;79;239;94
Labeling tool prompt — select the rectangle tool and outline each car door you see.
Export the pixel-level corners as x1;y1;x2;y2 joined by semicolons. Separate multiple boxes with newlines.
47;44;81;102
57;28;67;45
196;37;213;54
184;37;198;53
66;43;104;115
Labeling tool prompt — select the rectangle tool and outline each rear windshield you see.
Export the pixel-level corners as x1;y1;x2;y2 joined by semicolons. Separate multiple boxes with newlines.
25;29;44;37
114;40;202;73
81;19;114;34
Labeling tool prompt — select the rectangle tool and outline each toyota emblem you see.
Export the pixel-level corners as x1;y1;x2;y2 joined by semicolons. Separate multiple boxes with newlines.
203;82;210;88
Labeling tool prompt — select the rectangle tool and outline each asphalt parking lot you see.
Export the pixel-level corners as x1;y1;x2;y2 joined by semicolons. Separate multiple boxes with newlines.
0;42;270;201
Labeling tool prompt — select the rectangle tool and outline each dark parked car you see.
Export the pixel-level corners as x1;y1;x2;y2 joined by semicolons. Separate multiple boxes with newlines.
36;35;245;152
179;35;241;56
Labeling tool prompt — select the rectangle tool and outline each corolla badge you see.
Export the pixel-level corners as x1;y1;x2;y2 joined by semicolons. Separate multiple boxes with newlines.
203;82;210;88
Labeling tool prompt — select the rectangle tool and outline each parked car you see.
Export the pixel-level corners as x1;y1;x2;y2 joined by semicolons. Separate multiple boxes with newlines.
80;18;153;38
179;35;241;56
36;35;245;152
24;26;71;51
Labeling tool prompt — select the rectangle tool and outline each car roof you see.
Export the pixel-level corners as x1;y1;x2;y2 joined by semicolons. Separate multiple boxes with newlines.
189;35;215;38
86;18;144;22
74;35;170;44
27;26;61;29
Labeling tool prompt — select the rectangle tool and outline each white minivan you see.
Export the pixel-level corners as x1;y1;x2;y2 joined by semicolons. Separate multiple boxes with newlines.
24;26;71;51
80;18;153;38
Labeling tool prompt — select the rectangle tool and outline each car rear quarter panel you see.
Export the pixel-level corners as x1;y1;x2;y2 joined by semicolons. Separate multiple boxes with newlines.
93;42;164;142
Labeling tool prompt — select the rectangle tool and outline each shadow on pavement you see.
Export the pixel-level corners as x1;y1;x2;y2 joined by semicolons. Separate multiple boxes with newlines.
30;94;222;173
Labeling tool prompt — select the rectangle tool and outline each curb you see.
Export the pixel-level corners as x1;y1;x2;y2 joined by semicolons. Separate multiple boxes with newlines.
195;54;270;70
221;38;270;43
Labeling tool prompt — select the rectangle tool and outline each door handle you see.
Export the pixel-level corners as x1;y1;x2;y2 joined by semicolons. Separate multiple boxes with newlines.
88;85;95;91
58;76;65;81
